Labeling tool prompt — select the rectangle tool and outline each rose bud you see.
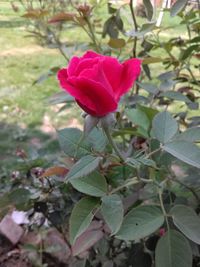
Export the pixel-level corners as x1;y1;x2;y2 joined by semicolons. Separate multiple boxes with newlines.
57;50;141;117
77;4;92;17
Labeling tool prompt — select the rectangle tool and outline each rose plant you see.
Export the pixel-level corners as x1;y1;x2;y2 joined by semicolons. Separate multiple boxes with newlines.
53;49;200;266
3;0;200;266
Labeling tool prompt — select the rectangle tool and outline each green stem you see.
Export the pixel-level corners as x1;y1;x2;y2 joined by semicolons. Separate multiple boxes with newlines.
145;147;162;159
129;0;138;58
50;30;69;61
85;17;101;53
158;189;170;231
103;126;126;162
110;177;139;194
187;66;199;85
110;177;156;195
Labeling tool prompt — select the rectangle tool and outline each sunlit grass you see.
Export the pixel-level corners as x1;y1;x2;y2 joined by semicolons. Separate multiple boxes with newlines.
0;1;199;172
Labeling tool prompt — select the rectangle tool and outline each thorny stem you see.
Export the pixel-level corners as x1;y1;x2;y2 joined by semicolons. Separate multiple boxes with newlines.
50;30;70;61
129;0;138;58
104;123;162;163
154;32;176;64
85;17;101;53
103;126;126;162
187;66;200;85
186;24;191;39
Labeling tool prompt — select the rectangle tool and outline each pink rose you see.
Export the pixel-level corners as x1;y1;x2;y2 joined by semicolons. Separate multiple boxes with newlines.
57;51;141;117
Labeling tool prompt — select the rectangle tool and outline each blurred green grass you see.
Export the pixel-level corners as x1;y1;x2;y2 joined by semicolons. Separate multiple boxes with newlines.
0;1;198;173
0;1;83;173
0;2;83;127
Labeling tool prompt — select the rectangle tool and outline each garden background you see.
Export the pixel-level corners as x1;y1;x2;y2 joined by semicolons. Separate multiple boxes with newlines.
0;0;200;267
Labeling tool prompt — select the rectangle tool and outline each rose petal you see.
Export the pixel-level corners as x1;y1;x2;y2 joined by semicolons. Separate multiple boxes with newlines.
67;56;80;76
79;60;114;95
58;68;116;116
82;50;100;59
57;68;68;86
115;58;142;101
57;68;81;99
57;73;97;115
101;57;123;93
75;58;99;76
68;77;118;116
76;101;97;116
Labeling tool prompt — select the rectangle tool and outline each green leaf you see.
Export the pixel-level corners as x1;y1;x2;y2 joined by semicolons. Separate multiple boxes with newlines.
160;80;176;92
69;197;100;244
48;91;74;105
89;128;107;152
126;158;141;168
152;111;178;143
126;108;150;131
9;188;31;205
108;38;126;49
57;128;91;158
137;82;158;94
176;127;200;142
138;157;157;168
101;194;124;234
143;0;154;21
188;36;200;43
160;91;191;103
158;71;177;81
126;157;156;168
0;188;31;210
142;56;164;64
138;105;158;121
127;22;155;37
170;205;200;245
170;0;188;17
67;155;102;180
180;45;199;60
116;205;164;241
70;171;107;197
163;141;200;168
155;230;192;267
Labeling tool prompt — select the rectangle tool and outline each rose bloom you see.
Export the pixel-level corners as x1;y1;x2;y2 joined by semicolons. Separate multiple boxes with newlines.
57;51;141;117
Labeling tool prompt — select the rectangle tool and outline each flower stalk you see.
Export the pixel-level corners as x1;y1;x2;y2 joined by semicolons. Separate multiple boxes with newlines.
103;125;126;163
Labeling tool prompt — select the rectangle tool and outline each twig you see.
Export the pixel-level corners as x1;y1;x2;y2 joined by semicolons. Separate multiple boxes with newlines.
50;30;70;61
84;17;101;53
158;188;170;231
145;147;162;159
129;0;138;58
110;177;139;194
103;126;126;162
